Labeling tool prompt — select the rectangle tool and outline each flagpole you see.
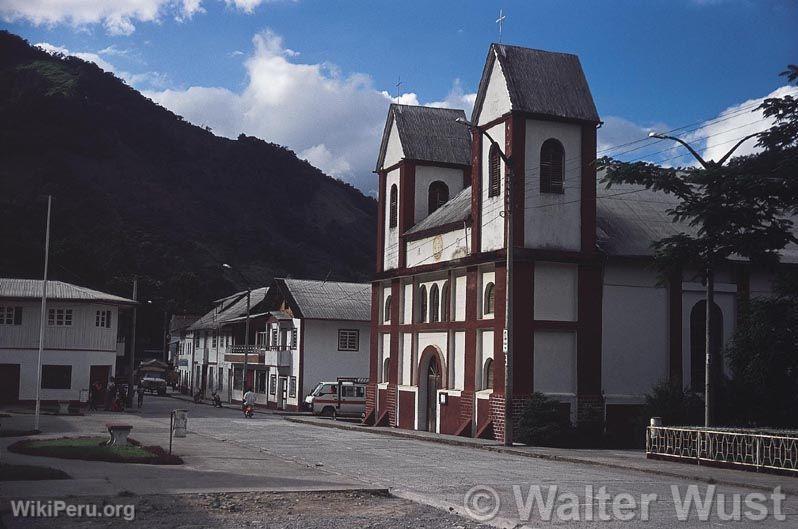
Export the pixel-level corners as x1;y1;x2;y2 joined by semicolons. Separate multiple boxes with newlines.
34;195;52;432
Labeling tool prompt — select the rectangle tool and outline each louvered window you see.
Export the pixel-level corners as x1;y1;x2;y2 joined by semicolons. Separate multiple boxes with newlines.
389;184;398;228
488;145;501;197
540;139;565;194
428;181;449;214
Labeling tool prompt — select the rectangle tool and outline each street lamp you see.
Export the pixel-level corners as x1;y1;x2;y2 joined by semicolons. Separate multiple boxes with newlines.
222;263;252;395
456;117;515;446
647;130;758;427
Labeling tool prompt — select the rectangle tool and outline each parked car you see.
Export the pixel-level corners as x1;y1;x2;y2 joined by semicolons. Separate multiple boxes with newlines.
305;378;367;418
140;374;167;395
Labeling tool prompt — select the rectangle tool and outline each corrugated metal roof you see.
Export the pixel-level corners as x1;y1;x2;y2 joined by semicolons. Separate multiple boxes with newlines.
596;181;798;263
188;287;268;331
278;278;371;321
406;186;472;235
0;278;136;304
376;104;472;171
169;314;200;333
473;44;600;124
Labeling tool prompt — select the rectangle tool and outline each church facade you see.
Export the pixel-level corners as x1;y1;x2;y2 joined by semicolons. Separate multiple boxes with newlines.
364;43;793;443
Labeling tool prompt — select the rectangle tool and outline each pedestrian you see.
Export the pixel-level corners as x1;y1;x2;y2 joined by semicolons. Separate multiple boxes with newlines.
88;382;98;411
105;380;116;411
137;386;144;408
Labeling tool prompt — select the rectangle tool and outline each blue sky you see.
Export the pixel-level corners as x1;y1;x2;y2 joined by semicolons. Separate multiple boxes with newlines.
2;0;796;193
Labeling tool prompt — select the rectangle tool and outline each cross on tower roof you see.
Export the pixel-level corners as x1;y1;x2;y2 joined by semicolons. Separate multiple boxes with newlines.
395;77;403;100
496;9;506;43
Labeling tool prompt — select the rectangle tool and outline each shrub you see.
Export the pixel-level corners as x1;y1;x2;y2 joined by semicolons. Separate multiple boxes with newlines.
644;380;703;426
516;393;571;447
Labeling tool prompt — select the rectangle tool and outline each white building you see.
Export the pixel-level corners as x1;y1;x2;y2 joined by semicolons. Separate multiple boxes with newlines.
0;278;135;405
179;278;371;410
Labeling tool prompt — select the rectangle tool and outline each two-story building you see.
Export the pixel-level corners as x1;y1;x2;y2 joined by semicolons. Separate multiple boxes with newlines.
366;43;796;443
0;278;136;405
222;278;371;410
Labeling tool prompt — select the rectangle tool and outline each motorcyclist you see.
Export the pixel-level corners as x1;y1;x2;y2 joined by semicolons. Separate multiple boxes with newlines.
211;391;222;408
242;388;256;416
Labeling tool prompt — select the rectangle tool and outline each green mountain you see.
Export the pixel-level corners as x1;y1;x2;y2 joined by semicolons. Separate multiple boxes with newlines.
0;30;377;325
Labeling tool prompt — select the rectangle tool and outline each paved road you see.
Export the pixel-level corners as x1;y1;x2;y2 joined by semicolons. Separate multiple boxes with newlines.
169;398;796;528
4;396;797;528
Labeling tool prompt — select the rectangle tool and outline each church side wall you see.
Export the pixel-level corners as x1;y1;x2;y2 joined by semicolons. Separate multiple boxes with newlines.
383;168;400;270
406;228;471;268
383;120;404;169
414;165;466;225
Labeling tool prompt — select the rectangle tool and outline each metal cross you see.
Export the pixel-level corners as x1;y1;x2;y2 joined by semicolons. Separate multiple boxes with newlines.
496;9;506;43
395;77;403;100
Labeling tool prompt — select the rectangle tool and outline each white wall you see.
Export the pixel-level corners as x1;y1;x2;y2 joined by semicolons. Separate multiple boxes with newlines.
454;272;467;321
383;119;404;170
533;331;576;395
301;319;370;400
476;54;511;126
524;119;583;251
401;333;413;385
479;269;496;320
402;282;413;324
452;331;465;390
416;332;447;372
0;301;120;352
413;165;465;225
0;348;116;401
384;167;401;270
406;227;471;268
480;123;506;252
601;263;669;402
534;262;578;321
379;332;390;383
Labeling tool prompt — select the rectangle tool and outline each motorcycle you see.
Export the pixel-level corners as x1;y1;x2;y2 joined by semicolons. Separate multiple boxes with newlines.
211;392;223;408
243;404;254;418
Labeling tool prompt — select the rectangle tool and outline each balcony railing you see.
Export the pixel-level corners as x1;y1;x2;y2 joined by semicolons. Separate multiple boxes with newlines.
646;425;798;474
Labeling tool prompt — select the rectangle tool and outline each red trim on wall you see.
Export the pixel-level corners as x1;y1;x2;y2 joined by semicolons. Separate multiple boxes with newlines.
398;161;416;269
471;128;483;253
369;283;380;385
492;263;507;394
580;124;598;254
508;113;526;246
668;271;683;385
376;171;386;273
512;261;533;394
577;263;603;397
388;279;401;386
463;267;479;393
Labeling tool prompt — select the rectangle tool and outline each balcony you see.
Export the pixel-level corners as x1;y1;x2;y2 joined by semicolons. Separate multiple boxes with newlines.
264;348;292;368
225;345;264;364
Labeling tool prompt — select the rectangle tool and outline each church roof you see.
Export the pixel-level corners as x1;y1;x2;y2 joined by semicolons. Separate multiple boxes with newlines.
472;44;600;124
406;186;472;235
376;104;472;171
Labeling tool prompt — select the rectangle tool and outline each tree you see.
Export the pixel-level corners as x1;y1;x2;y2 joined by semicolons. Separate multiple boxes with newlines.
599;66;798;426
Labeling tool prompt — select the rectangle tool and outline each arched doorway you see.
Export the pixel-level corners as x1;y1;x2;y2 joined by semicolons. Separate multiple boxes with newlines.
425;355;442;432
416;346;446;432
690;300;723;392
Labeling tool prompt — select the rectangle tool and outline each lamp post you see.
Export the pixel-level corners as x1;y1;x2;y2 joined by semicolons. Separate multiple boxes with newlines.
648;131;757;427
33;195;52;432
456;117;515;446
222;264;252;394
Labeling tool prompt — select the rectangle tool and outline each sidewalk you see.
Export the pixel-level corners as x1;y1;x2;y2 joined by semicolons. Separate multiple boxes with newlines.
284;415;798;495
164;391;310;416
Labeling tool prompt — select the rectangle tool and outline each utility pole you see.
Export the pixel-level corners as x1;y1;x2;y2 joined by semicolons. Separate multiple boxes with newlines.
243;289;251;392
33;195;52;432
649;131;757;426
128;280;138;408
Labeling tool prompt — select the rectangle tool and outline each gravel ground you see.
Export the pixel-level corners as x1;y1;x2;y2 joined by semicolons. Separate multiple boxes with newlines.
1;490;492;529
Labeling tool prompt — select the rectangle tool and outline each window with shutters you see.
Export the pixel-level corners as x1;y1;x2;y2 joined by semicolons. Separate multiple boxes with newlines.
337;329;359;351
289;376;297;398
540;139;565;194
488;144;501;197
291;328;298;349
389;184;398;228
48;308;73;326
441;281;450;322
95;310;111;328
384;295;392;322
427;181;449;214
0;306;22;325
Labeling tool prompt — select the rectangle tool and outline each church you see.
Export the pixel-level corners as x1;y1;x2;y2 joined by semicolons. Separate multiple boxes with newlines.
364;43;793;443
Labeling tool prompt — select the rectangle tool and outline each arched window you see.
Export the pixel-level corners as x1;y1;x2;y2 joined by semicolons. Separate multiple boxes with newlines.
383;357;390;382
428;181;449;214
488;144;501;197
690;300;723;392
441;281;450;322
484;282;495;315
388;184;398;228
384;295;392;323
484;358;494;389
419;285;428;323
540;139;565;194
430;284;440;323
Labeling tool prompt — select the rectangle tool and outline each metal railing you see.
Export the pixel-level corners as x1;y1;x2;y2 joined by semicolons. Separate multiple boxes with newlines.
646;425;798;474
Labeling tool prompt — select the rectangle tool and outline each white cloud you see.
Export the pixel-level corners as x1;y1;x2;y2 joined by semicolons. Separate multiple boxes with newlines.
225;0;265;13
35;42;168;89
2;0;205;35
144;29;468;191
427;78;477;115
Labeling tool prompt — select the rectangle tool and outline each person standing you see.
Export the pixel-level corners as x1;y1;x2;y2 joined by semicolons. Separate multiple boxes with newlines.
137;386;144;408
88;382;98;411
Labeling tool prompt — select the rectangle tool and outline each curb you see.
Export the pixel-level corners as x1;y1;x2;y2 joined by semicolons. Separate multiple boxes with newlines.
283;416;798;495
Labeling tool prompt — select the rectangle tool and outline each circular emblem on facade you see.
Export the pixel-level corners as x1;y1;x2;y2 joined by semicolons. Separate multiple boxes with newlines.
432;234;444;261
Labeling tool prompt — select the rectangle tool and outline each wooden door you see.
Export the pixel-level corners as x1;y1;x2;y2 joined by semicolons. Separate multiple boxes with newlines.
89;365;110;403
0;364;20;404
426;357;441;432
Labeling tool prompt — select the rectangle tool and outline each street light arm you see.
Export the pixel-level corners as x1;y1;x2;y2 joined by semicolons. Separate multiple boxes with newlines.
714;133;759;167
455;117;512;166
652;133;710;169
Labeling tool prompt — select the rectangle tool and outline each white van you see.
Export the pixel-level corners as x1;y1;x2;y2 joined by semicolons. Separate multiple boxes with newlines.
304;378;367;418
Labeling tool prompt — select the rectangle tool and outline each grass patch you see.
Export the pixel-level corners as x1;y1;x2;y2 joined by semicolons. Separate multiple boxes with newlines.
0;463;71;481
7;437;182;465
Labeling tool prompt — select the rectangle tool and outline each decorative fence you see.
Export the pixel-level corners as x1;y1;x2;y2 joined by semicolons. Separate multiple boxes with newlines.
646;425;798;474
